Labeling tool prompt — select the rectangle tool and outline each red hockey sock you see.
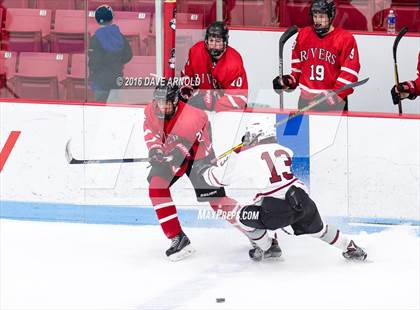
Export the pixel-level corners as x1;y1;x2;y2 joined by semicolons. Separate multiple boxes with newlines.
149;176;181;239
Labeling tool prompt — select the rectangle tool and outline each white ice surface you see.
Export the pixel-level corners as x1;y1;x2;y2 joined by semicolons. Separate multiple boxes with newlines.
1;219;419;310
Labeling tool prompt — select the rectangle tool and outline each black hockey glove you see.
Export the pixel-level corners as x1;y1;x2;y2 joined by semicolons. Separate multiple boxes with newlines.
167;143;192;167
272;75;296;94
187;90;219;111
179;85;194;102
148;147;165;166
391;81;417;104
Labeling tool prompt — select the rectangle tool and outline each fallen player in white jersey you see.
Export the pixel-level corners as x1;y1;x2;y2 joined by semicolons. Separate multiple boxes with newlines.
198;114;367;262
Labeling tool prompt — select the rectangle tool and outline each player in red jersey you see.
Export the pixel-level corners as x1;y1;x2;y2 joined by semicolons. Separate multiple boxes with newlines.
391;52;420;104
273;0;360;111
144;80;279;261
180;21;248;112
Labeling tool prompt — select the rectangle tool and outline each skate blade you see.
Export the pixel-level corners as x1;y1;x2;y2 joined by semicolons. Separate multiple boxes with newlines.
250;252;283;262
263;254;284;262
167;245;195;262
343;254;371;263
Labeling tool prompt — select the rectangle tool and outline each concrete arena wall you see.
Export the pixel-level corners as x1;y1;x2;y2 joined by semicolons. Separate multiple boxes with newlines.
1;102;419;223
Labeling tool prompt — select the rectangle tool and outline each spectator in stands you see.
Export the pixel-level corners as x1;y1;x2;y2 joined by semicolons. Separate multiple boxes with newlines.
88;5;132;102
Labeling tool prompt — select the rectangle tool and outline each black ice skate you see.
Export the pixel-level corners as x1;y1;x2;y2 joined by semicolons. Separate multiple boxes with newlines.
166;230;195;262
249;238;282;261
342;240;367;261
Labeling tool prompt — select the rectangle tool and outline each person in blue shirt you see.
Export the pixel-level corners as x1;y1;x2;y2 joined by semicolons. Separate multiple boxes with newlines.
88;5;132;102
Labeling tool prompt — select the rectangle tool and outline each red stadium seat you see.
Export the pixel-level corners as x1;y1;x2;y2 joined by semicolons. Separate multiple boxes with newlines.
122;55;156;102
230;0;265;27
284;1;311;28
115;11;152;55
10;52;69;100
177;12;204;29
35;0;76;9
50;10;86;53
391;6;420;33
0;50;17;98
143;12;155;56
86;0;127;11
62;53;93;101
175;13;204;73
391;0;418;6
130;0;156;13
182;0;213;26
1;0;31;8
123;55;156;78
3;8;52;52
372;6;420;33
334;2;369;31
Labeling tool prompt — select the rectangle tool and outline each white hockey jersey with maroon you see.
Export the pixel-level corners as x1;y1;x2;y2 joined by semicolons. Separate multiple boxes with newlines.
291;26;360;100
203;142;306;204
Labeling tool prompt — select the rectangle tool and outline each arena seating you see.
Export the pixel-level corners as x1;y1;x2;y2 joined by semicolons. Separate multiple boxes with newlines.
35;0;76;10
10;52;69;99
4;8;52;52
62;53;94;101
0;50;17;98
1;0;31;8
50;9;86;53
86;0;127;11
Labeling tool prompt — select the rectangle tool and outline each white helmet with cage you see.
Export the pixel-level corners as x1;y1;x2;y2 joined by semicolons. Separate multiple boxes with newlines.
243;114;276;144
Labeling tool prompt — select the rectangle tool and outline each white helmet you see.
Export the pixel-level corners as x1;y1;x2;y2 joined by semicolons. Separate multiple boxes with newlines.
244;114;276;144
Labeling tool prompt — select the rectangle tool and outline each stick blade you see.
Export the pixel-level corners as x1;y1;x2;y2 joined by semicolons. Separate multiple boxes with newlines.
65;139;75;164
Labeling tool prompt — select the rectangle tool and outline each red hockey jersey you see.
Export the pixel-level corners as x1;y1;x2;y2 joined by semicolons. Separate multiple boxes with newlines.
414;52;420;95
143;101;214;163
182;41;248;111
291;26;360;100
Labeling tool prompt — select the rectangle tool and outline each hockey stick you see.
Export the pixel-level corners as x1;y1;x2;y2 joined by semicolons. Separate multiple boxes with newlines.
65;139;150;164
215;77;370;162
392;26;408;115
279;25;298;109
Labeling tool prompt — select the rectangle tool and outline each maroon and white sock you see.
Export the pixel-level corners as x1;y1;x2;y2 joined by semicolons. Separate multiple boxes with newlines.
311;224;350;251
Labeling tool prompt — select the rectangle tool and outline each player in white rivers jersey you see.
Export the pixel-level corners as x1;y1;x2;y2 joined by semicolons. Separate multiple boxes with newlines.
199;114;367;261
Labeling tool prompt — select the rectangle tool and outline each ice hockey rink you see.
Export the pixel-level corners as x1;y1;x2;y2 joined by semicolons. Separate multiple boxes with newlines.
1;3;420;308
1;219;419;310
1;95;419;310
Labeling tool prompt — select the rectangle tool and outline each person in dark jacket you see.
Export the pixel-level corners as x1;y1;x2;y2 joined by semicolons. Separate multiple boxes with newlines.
88;5;133;102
